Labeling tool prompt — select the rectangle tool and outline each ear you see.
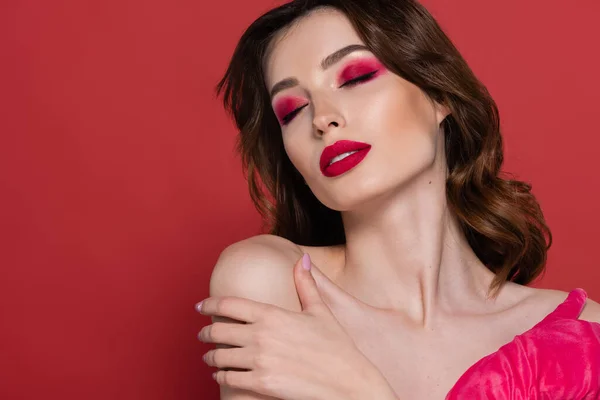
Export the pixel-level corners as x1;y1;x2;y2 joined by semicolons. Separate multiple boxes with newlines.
435;101;451;125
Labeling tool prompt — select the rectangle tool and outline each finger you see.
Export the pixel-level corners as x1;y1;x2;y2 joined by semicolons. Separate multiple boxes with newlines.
198;296;271;323
203;347;255;370
308;263;359;311
213;369;280;398
198;322;250;347
293;254;327;312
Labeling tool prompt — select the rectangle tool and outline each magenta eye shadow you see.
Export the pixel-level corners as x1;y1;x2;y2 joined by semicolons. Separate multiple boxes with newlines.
273;96;307;122
338;58;386;82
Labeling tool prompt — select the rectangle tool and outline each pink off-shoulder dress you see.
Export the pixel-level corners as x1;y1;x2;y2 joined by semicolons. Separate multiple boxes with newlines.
446;288;600;399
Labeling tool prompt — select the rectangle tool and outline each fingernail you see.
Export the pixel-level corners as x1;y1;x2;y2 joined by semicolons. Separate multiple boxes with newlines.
195;301;203;313
302;253;311;270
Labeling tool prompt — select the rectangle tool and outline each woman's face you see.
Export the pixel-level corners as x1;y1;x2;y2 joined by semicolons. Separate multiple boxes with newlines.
264;8;450;211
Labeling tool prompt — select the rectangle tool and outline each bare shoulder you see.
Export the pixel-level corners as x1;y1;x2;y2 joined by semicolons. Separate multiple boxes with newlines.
581;295;600;324
208;236;307;398
209;234;305;313
521;287;600;324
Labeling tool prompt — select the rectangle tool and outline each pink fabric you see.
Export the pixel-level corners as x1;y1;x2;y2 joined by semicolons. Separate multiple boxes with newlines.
446;288;600;399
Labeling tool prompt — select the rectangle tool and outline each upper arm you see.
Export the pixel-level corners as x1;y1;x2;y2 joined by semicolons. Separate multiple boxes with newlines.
208;234;303;400
209;234;304;310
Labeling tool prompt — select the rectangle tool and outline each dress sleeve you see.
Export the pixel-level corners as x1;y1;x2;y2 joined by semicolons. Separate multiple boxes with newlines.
446;320;600;399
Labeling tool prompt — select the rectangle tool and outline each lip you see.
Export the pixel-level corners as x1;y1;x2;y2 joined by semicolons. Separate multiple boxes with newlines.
320;140;372;177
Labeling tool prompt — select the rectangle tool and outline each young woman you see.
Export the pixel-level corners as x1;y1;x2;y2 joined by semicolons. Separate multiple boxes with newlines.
196;1;600;398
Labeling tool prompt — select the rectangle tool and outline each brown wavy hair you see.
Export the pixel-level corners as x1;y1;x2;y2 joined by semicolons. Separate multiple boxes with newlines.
215;0;552;295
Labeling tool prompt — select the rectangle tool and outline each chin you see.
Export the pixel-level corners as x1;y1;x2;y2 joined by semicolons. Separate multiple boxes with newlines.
315;161;435;212
315;175;402;212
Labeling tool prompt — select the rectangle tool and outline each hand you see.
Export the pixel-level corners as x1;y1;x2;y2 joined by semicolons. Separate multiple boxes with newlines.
196;253;397;400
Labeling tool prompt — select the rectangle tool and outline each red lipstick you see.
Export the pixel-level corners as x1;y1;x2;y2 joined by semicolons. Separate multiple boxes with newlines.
320;140;372;178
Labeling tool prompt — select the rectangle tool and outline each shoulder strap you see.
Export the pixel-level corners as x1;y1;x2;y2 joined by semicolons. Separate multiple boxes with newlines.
550;288;588;320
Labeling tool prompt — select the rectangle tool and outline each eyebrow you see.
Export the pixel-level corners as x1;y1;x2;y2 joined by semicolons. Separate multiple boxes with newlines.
269;44;369;98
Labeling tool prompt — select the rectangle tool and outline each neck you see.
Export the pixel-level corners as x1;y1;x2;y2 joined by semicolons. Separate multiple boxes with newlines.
337;162;496;327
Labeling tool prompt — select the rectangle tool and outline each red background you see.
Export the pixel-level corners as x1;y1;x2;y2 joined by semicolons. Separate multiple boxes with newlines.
1;1;598;399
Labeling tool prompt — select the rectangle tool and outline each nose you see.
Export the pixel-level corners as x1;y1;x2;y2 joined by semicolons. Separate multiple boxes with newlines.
312;99;346;135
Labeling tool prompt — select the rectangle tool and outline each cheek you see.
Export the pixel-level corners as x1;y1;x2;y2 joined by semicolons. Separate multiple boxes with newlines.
282;135;311;176
352;81;439;172
356;81;438;142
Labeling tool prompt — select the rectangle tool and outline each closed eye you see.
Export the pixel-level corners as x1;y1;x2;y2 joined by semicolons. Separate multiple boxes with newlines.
281;103;309;125
340;70;379;88
279;70;378;125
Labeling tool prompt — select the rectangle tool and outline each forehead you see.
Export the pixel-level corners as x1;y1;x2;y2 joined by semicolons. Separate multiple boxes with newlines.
264;8;364;88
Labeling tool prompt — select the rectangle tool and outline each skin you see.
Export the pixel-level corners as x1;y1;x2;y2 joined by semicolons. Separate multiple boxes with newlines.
200;255;399;400
204;7;600;400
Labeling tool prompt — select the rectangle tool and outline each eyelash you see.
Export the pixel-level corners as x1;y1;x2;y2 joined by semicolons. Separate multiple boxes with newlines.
280;70;379;126
340;70;378;88
282;104;309;125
